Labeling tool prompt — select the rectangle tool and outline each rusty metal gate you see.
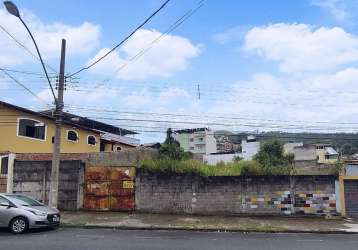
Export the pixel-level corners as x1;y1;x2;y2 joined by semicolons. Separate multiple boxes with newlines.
84;166;136;211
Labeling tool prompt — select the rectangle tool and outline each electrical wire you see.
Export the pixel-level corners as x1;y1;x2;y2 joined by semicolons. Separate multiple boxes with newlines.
114;0;205;75
63;105;358;126
68;0;171;77
0;24;57;73
0;69;50;106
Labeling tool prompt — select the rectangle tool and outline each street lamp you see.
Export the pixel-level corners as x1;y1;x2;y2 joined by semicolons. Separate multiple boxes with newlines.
3;1;66;209
3;1;57;102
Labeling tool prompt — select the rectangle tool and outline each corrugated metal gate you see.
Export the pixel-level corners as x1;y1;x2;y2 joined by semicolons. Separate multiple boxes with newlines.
84;166;135;211
13;160;82;210
344;180;358;217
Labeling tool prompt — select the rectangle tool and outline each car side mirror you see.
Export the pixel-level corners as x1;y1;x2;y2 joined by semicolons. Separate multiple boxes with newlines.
0;201;13;208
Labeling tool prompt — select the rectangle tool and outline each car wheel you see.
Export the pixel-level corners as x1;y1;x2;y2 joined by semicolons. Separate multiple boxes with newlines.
10;217;28;234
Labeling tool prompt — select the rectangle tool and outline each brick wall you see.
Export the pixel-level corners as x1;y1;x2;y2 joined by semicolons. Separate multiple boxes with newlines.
136;170;337;216
0;176;6;192
15;148;157;167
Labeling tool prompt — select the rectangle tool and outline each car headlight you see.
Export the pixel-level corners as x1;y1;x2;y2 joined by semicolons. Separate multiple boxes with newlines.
28;210;47;216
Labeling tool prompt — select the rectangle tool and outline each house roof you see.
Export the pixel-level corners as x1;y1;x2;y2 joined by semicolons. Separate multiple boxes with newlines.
101;132;140;147
0;101;100;134
141;142;161;149
174;128;209;134
40;110;137;136
325;147;338;155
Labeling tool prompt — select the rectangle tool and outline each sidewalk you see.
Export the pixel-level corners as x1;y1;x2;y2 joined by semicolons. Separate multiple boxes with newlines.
60;212;358;233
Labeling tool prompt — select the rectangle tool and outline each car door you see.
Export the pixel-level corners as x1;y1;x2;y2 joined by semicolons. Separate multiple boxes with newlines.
0;196;12;227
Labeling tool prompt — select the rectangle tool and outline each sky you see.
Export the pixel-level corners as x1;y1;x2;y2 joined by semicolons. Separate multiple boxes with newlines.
2;0;358;143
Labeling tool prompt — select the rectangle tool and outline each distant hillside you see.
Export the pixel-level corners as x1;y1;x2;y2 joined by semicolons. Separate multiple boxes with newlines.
214;131;358;155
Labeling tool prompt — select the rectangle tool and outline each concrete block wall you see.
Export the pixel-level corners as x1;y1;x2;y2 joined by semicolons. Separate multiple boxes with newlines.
136;170;337;216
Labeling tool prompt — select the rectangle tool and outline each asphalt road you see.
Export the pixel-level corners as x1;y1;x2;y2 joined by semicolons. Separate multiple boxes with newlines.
0;228;358;250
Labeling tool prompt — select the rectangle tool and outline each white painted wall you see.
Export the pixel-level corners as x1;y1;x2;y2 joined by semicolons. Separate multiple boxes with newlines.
203;153;242;165
241;139;260;160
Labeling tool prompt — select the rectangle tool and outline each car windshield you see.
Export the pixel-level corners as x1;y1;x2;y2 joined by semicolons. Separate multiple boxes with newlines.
5;195;43;206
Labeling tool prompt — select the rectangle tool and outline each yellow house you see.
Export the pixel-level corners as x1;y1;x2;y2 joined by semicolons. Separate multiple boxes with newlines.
315;144;339;164
0;101;101;153
39;110;140;152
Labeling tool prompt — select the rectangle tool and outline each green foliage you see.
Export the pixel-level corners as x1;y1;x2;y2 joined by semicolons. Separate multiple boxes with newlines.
140;158;289;177
233;155;243;162
158;128;192;160
254;140;293;174
332;160;344;175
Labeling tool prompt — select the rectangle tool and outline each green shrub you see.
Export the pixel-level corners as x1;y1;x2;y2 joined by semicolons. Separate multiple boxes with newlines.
140;158;285;176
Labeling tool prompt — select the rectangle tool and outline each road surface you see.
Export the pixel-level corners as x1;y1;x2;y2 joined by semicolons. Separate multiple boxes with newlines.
0;228;357;250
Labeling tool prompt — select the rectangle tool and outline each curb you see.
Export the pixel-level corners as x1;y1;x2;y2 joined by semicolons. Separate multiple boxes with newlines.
60;223;358;234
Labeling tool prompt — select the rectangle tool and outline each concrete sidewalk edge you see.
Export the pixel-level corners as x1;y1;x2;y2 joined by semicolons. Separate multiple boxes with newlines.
60;223;358;234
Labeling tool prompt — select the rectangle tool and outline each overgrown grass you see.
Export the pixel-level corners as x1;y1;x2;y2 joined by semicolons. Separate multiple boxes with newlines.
140;158;291;177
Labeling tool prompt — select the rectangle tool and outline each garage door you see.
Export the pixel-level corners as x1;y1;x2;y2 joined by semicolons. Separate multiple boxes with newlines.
344;180;358;217
84;166;135;211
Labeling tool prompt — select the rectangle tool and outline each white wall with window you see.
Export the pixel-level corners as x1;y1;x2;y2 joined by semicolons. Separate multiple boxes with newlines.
17;118;46;141
0;153;15;193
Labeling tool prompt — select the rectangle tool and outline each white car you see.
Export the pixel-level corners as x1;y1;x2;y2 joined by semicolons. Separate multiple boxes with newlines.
0;193;60;234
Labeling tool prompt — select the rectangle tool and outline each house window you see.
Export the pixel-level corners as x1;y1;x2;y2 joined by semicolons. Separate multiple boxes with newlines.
87;135;96;145
100;142;105;152
1;157;8;175
67;130;78;142
18;118;46;140
116;146;122;151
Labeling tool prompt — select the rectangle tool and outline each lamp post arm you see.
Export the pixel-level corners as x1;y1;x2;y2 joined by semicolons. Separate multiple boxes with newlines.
19;16;57;105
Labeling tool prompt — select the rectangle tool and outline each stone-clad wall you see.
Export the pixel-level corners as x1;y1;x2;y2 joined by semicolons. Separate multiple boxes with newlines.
136;170;337;216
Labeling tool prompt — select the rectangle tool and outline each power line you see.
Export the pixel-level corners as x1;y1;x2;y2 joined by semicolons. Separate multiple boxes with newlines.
0;67;56;77
0;24;57;73
113;0;205;75
63;105;358;126
68;0;171;77
69;0;205;91
0;69;50;105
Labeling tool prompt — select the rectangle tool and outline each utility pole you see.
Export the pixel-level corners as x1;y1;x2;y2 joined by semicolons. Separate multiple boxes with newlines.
49;39;66;208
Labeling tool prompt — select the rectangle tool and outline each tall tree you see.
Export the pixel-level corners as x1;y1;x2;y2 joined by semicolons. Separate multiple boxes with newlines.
158;128;192;160
254;140;293;173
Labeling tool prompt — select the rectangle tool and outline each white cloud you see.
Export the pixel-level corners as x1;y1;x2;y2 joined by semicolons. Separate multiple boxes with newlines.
158;87;189;102
210;69;358;130
0;9;100;67
36;88;118;105
212;26;251;44
311;0;348;20
244;23;358;73
123;87;190;108
88;29;200;80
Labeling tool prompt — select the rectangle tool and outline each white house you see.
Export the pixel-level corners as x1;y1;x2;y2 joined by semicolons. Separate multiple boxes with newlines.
241;135;260;160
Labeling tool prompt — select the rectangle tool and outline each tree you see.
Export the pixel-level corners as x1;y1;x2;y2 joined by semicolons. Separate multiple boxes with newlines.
158;128;192;160
254;140;293;173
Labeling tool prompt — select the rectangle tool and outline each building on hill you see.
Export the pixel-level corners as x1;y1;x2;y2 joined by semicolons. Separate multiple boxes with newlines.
0;101;138;153
315;144;338;164
284;142;338;164
173;128;217;155
284;143;317;161
241;135;260;160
